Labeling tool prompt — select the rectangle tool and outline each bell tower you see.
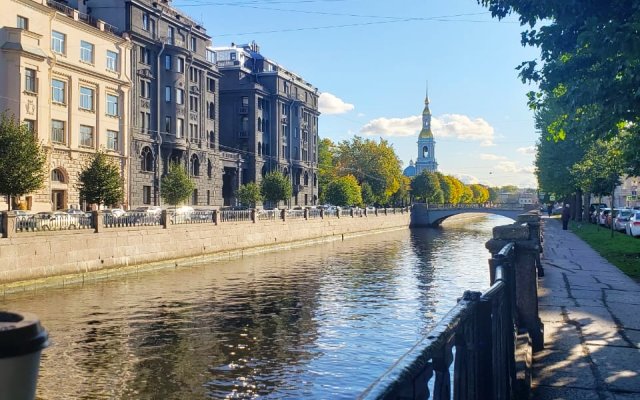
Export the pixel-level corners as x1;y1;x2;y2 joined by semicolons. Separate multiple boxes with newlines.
415;84;438;174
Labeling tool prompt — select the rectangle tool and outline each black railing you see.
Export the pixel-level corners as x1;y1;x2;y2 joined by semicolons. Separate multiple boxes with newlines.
359;242;516;400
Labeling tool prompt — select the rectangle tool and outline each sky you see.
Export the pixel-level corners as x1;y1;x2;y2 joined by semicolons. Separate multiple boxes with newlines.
174;0;541;188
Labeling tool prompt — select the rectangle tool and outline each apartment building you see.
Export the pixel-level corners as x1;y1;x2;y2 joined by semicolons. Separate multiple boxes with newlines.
213;42;320;207
0;0;131;211
83;0;224;208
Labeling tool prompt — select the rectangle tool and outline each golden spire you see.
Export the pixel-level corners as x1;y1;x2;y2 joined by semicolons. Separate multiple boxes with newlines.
419;81;433;138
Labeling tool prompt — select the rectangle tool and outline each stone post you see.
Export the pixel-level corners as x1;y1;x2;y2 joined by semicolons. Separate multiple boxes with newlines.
212;209;219;225
320;209;325;219
304;208;309;220
375;208;378;216
486;221;544;352
251;208;257;223
364;208;368;217
384;208;388;216
92;210;104;233
2;212;15;238
517;213;544;277
336;207;340;219
160;210;168;229
281;208;286;221
350;208;354;218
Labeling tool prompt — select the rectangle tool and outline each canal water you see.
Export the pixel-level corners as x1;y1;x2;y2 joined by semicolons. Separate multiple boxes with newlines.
1;215;511;399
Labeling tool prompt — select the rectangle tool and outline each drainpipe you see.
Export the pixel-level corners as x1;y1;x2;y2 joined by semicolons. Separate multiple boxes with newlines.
117;35;132;210
155;11;165;207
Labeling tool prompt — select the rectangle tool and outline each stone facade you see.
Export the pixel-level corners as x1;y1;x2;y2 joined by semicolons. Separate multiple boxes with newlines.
0;0;131;211
213;42;320;207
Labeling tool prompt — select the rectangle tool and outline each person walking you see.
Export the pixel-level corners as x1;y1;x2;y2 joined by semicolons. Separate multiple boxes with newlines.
547;203;553;217
561;203;571;230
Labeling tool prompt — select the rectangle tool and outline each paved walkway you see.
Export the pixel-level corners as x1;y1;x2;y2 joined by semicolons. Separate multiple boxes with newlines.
534;218;640;399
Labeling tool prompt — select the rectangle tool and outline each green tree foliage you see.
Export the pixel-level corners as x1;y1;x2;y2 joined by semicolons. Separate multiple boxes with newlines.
325;174;363;207
335;136;403;204
360;181;375;205
318;138;336;204
487;186;499;204
236;182;262;208
161;162;195;207
571;137;625;200
470;184;490;204
390;175;411;206
460;184;474;204
78;151;124;207
411;171;443;204
448;176;464;204
436;172;454;204
261;171;292;206
0;113;46;209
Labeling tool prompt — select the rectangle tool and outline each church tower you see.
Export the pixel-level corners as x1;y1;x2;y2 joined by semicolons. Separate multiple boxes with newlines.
415;85;438;174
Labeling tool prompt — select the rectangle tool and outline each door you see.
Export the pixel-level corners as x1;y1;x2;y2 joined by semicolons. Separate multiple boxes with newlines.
52;190;65;210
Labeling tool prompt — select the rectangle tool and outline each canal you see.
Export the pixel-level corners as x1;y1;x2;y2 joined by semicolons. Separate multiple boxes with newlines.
1;215;512;399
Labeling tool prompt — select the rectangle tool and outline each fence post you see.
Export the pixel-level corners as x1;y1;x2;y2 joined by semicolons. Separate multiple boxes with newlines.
336;207;340;219
304;208;309;220
281;208;286;221
364;207;368;217
92;210;103;233
212;209;219;225
2;212;15;238
518;213;544;277
350;208;354;218
160;210;168;229
320;209;325;219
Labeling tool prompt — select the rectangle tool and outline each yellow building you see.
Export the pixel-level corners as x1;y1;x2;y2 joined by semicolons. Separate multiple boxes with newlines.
0;0;131;211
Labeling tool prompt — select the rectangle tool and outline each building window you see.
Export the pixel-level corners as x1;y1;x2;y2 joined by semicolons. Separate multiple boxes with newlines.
207;78;215;92
51;120;65;144
177;57;184;73
17;16;28;30
167;27;175;44
176;118;184;138
189;67;199;83
165;54;172;71
140;112;150;132
24;69;36;93
192;189;198;205
242;96;249;106
165;86;171;102
176;88;184;105
140;47;151;64
206;49;215;63
107;130;118;151
106;50;118;72
79;87;94;111
207;159;212;178
51;79;65;104
143;186;152;204
209;131;215;148
189;95;199;112
140;80;151;98
189;123;198;142
80;125;94;148
80;41;94;63
51;31;65;54
190;37;196;51
51;169;65;183
258;117;262;132
190;154;200;176
208;102;215;119
106;94;119;116
142;13;150;31
141;147;153;172
206;189;210;205
165;116;171;133
23;119;35;133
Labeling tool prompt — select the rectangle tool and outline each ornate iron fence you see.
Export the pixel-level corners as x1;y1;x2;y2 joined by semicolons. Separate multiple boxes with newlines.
286;209;305;219
16;213;93;232
220;209;252;223
257;209;279;221
308;208;322;219
359;242;516;400
104;212;161;228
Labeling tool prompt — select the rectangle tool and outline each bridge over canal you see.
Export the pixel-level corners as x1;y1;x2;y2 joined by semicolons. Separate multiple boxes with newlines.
410;203;527;227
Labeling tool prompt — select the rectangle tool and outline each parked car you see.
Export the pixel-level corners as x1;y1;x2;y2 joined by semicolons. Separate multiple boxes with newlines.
31;211;77;230
130;206;162;224
170;206;194;223
589;204;607;223
133;206;162;216
625;211;640;237
613;209;633;231
597;208;612;226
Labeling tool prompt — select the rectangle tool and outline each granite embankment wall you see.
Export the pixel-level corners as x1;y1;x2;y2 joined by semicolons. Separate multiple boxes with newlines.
0;211;410;289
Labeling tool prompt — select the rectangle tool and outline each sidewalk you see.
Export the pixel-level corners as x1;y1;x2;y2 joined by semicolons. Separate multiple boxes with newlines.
534;217;640;399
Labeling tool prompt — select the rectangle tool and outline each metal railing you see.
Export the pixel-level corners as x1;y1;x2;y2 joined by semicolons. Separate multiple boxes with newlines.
103;212;160;228
308;208;322;219
257;209;278;221
16;214;93;232
359;242;516;400
286;209;305;219
339;208;352;217
220;209;252;223
426;203;525;210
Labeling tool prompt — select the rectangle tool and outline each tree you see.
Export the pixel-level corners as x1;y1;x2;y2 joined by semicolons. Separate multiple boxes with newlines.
436;173;455;204
411;171;443;204
261;171;292;207
460;184;474;204
448;176;465;204
236;182;262;208
360;181;375;205
161;162;195;208
318;138;337;204
78;151;124;207
390;175;411;206
0;113;46;210
470;184;490;204
325;175;363;207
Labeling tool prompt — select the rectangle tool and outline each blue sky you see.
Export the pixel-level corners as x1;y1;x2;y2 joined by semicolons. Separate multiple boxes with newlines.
175;0;540;188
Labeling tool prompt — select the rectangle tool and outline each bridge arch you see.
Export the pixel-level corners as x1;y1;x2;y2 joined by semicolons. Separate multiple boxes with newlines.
410;204;525;227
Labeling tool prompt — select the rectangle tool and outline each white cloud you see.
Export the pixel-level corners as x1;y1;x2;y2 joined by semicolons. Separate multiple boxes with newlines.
360;115;421;137
432;114;495;146
318;92;354;115
516;146;536;155
495;161;535;174
359;113;495;145
480;153;507;161
454;173;480;184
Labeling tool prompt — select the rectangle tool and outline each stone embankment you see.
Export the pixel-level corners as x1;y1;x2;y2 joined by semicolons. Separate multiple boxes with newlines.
0;209;409;292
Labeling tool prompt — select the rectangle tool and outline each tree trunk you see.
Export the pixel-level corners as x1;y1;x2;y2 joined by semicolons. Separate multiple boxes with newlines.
611;183;615;238
583;192;591;221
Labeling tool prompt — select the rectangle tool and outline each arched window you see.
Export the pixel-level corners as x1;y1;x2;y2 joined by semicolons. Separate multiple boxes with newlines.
257;117;262;132
241;116;248;132
261;165;267;178
208;102;215;119
141;147;154;172
314;173;318;187
304;172;309;186
51;168;65;183
207;159;212;178
258;141;262;156
423;146;429;158
190;154;200;176
295;170;301;185
209;131;215;148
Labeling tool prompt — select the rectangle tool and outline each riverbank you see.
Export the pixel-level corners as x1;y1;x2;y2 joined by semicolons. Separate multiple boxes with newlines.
0;211;409;294
535;217;640;398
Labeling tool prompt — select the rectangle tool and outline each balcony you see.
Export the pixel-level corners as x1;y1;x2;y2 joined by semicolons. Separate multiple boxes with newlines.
238;130;248;138
46;0;120;35
281;116;288;124
238;106;248;114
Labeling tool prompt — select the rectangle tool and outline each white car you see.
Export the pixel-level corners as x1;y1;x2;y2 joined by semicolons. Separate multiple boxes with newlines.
613;209;633;231
625;211;640;237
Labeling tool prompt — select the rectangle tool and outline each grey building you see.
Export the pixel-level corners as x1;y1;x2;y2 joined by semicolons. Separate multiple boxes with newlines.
80;0;228;208
213;42;320;207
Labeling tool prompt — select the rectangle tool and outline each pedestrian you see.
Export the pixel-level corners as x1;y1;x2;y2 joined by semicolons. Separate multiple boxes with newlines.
561;203;571;230
547;203;553;217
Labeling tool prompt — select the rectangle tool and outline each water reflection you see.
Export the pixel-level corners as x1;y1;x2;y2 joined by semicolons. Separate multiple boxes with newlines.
1;215;512;399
